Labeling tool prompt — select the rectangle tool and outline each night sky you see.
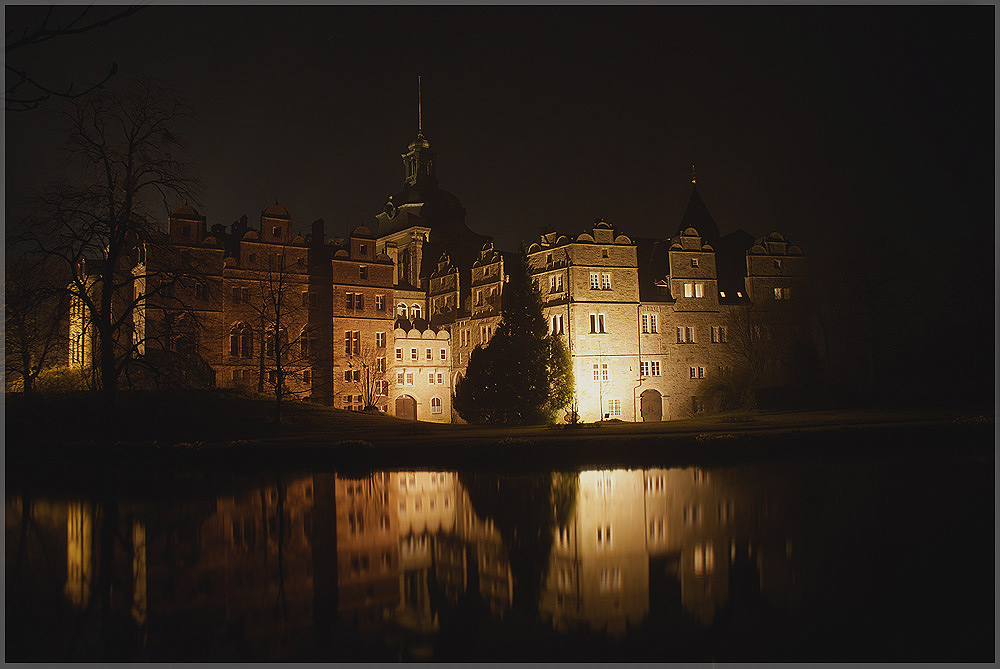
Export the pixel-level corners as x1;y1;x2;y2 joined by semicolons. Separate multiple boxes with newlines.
5;6;995;261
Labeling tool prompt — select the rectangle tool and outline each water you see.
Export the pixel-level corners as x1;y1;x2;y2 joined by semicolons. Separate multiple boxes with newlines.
6;451;993;661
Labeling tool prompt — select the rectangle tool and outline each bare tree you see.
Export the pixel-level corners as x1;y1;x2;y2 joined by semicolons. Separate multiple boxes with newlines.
22;80;201;411
4;252;70;392
5;5;144;111
241;245;311;422
345;342;389;411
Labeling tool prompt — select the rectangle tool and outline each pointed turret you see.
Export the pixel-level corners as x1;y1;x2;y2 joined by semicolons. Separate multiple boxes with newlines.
678;182;720;243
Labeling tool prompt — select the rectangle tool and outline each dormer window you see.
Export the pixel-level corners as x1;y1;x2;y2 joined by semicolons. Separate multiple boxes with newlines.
273;226;281;237
547;253;553;264
773;259;782;270
691;258;699;268
248;253;256;263
602;249;609;259
360;244;366;255
359;266;368;280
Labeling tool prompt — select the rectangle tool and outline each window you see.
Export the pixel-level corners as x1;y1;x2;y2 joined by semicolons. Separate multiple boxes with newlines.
596;471;613;495
376;332;386;347
711;326;728;343
303;370;311;385
196;284;207;300
397;303;408;318
376;357;386;373
549;274;564;293
395;347;403;361
440;348;447;360
410;348;418;361
376;380;388;396
346;293;355;310
431;397;442;414
774;287;791;300
677;326;695;343
406;373;413;385
601;273;611;290
602;248;609;258
301;291;309;307
650;314;657;333
695;282;704;298
359;266;368;280
640;361;649;377
641;314;649;334
650;361;660;376
428;373;435;384
684;282;693;298
590;272;600;289
608;399;621;417
550;314;564;335
720;291;726;298
773;259;782;270
476;289;482;305
425;348;432;360
596;525;612;548
300;330;311;356
691;258;699;268
359;244;367;255
589;313;606;334
344;331;359;355
437;372;443;384
397;372;405;385
375;294;385;311
600;567;622;592
689;366;706;379
593;363;609;382
343;370;352;382
272;226;281;237
356;293;364;310
411;304;421;319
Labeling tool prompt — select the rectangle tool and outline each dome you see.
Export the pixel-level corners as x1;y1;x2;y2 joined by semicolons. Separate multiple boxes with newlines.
170;204;203;220
262;202;290;219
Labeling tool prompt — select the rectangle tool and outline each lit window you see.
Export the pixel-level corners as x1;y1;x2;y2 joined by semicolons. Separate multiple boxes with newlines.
720;291;726;298
376;332;386;347
598;314;606;333
375;295;385;311
395;347;403;360
376;380;388;395
694;282;704;298
426;348;432;360
431;397;443;414
411;304;422;319
684;282;693;298
398;303;408;318
590;273;600;290
440;348;447;360
601;273;611;290
650;314;657;333
641;314;649;334
596;525;612;548
376;357;386;373
650;361;660;376
711;326;727;343
640;361;649;377
608;399;621;417
411;348;418;361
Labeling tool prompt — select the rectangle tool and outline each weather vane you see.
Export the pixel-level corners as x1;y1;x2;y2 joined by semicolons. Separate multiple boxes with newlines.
417;75;422;137
691;163;697;184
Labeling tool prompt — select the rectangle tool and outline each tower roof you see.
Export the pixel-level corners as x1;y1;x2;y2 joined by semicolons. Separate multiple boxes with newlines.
678;184;720;242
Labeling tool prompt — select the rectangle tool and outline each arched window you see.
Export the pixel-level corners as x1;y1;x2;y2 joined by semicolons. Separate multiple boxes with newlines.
397;303;408;318
265;327;287;357
230;322;252;357
411;304;422;320
299;327;311;357
430;397;443;414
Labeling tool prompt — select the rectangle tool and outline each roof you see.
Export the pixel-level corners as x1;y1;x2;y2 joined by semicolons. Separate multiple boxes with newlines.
262;202;290;219
678;185;720;242
170;204;204;220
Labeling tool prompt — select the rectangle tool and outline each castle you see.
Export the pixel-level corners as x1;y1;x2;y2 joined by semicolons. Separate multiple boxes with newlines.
69;123;806;423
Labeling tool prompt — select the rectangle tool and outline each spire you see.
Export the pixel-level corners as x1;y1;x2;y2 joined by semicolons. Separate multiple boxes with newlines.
690;163;697;184
417;74;423;137
679;171;720;242
400;77;437;189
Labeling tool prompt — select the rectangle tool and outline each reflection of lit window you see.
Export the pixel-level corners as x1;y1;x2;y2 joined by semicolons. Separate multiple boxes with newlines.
600;567;622;592
556;525;570;549
649;518;665;543
596;471;613;495
596;525;612;548
694;543;714;578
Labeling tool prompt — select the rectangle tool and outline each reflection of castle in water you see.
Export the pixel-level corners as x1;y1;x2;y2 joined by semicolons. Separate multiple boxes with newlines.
6;466;807;659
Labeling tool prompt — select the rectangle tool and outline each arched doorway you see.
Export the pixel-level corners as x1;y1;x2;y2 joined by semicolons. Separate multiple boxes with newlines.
395;394;417;421
640;389;663;422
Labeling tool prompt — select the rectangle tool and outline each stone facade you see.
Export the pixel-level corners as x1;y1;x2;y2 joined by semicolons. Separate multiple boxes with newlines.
68;127;805;424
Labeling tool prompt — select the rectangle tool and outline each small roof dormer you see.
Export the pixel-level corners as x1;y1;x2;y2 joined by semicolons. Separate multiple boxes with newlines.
168;203;206;245
261;200;292;244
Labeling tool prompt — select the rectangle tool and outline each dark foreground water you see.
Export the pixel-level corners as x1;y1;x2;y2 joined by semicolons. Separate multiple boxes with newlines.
6;445;994;662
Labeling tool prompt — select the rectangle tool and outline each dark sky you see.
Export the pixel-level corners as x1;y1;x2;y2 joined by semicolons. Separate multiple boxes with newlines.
5;6;995;258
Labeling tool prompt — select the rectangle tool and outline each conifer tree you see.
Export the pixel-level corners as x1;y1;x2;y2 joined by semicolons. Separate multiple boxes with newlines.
454;252;573;424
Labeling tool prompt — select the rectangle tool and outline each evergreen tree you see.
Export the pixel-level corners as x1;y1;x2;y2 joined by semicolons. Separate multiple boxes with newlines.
454;253;573;424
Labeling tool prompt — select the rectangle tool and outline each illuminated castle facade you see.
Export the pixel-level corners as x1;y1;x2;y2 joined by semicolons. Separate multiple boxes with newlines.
70;125;806;423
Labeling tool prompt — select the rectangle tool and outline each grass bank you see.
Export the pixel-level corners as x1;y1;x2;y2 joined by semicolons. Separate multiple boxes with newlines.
5;389;994;473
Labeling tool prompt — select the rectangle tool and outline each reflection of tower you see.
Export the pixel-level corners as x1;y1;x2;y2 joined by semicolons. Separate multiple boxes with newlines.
65;502;92;608
540;470;648;636
335;472;400;631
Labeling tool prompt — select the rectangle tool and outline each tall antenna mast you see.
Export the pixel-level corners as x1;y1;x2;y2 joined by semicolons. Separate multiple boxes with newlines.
417;74;422;136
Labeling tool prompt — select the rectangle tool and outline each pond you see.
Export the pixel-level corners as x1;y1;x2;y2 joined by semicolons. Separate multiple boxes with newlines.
5;448;993;661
